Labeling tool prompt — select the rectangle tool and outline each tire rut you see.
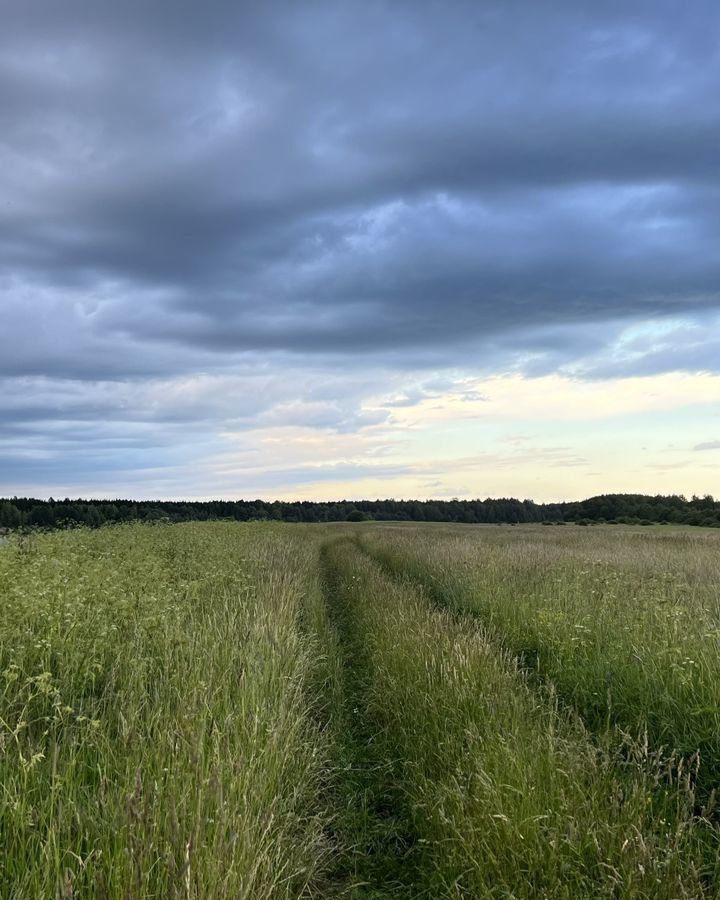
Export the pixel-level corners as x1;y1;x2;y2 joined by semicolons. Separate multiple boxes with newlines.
318;539;422;899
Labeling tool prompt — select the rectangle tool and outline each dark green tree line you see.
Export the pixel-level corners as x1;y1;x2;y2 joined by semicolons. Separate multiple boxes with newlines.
0;493;718;531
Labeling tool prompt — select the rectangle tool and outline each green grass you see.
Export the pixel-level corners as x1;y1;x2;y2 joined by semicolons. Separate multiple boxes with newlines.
2;521;720;896
0;523;332;898
322;537;718;898
359;524;720;803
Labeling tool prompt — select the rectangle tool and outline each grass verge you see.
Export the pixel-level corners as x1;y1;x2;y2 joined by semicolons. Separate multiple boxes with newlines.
0;522;332;898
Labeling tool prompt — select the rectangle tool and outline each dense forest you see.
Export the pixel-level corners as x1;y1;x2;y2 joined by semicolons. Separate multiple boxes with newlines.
1;493;719;530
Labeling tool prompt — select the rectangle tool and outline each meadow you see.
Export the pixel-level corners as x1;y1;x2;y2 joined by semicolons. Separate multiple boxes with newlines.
1;521;720;897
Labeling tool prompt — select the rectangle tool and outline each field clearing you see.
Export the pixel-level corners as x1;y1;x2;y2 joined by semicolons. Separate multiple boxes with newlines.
1;522;720;897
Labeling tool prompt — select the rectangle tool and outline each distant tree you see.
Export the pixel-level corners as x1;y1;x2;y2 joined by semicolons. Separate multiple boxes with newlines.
346;508;368;522
28;504;55;527
0;501;22;528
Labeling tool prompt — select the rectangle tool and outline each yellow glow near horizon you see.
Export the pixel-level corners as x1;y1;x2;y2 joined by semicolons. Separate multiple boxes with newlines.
371;371;720;425
203;370;720;503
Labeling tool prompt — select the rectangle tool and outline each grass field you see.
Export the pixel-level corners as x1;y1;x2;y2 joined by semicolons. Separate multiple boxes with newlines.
2;522;720;897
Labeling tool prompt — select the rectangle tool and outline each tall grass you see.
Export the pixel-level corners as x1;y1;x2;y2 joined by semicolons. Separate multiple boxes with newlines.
322;536;718;897
359;524;720;801
0;522;331;898
4;521;720;897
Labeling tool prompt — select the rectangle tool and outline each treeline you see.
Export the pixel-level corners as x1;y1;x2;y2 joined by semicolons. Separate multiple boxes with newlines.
1;493;719;530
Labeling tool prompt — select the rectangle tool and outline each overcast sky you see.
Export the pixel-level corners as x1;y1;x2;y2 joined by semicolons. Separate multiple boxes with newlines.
2;0;719;501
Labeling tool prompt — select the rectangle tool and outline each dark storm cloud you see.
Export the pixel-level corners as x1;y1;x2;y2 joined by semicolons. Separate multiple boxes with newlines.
2;0;720;382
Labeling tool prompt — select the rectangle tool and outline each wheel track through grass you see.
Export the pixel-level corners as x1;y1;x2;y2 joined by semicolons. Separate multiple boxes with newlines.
318;539;421;897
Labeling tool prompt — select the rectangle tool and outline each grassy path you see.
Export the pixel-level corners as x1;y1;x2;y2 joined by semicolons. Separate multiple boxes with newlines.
315;539;421;897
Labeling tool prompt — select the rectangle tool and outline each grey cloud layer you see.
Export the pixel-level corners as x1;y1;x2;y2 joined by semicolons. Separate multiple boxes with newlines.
2;0;719;380
2;1;719;495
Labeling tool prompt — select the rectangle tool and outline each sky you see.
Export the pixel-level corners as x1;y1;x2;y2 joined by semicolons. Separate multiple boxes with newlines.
1;0;719;502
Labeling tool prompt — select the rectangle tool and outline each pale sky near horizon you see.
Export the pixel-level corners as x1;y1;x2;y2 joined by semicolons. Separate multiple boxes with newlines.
1;1;719;502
